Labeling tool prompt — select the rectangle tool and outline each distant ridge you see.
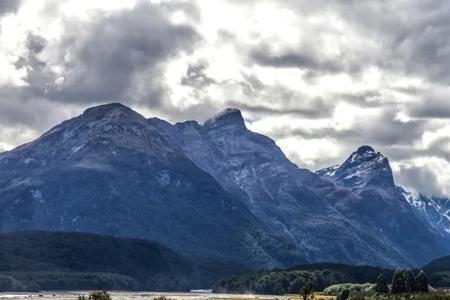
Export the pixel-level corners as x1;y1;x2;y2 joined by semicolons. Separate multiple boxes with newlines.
0;230;244;292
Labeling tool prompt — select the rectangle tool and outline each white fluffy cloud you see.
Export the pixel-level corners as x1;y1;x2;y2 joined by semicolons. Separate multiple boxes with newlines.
0;0;449;197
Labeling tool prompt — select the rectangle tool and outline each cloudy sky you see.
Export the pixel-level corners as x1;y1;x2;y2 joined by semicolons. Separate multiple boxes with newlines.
0;0;449;197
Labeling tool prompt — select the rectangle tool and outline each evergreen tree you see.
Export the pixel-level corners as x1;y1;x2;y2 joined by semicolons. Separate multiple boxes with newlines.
300;282;313;300
403;269;415;293
391;269;405;294
375;273;389;294
415;270;429;293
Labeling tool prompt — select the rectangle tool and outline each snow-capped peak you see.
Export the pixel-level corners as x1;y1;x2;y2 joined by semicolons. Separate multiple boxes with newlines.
317;145;394;191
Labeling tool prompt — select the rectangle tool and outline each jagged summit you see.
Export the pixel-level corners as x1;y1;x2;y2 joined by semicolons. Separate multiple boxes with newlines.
213;108;242;118
356;145;376;155
317;145;394;191
342;145;385;168
204;108;246;129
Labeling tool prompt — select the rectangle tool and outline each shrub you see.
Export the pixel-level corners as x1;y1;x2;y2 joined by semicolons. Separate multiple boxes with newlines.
78;291;111;300
375;274;389;294
324;283;374;296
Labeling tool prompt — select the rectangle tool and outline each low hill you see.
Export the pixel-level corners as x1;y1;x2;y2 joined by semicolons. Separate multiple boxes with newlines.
423;255;450;288
0;231;244;292
215;258;450;295
424;255;450;272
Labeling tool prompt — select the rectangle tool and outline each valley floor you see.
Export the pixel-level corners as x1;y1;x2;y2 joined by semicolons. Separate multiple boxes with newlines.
0;292;334;300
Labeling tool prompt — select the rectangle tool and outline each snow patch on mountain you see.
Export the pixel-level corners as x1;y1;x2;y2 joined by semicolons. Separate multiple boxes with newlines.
316;165;339;177
403;191;450;235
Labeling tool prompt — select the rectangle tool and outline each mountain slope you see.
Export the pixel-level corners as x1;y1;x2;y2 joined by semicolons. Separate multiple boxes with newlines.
317;145;450;266
0;103;301;268
403;192;450;236
150;110;438;268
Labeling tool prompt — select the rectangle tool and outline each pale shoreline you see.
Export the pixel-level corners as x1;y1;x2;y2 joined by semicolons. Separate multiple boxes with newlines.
0;292;298;300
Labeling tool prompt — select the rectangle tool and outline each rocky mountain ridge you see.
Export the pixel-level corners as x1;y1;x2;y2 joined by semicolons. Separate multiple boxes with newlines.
317;145;450;239
0;103;448;269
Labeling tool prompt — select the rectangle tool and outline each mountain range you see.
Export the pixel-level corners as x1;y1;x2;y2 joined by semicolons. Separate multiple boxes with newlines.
0;103;448;269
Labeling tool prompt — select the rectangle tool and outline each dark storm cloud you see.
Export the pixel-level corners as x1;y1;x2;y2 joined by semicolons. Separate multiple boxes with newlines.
231;99;331;118
0;92;77;152
246;1;450;85
181;60;216;88
16;1;200;107
390;86;424;96
249;44;366;80
59;7;197;104
269;108;427;148
25;33;47;54
388;3;450;84
335;91;398;108
396;164;445;197
409;98;450;119
251;49;342;74
0;0;21;15
334;0;450;84
420;136;450;163
14;33;54;95
226;73;336;119
358;114;427;146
